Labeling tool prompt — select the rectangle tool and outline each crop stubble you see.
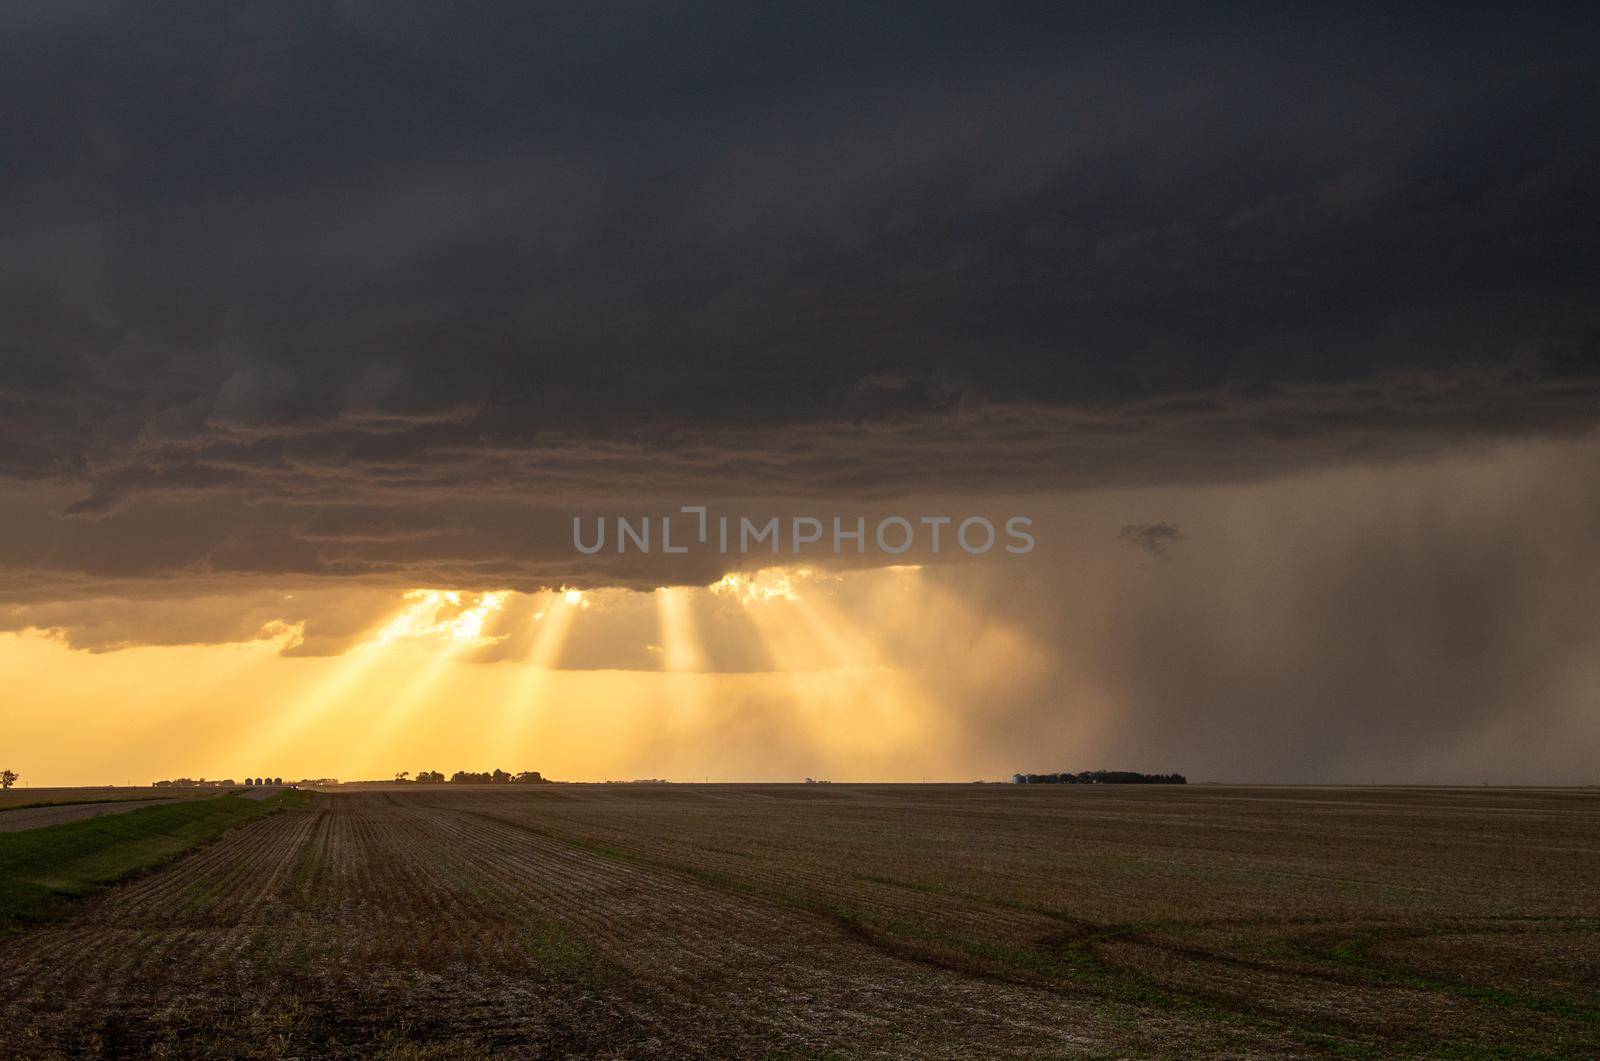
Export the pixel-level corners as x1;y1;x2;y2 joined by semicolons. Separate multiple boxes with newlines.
0;785;1595;1057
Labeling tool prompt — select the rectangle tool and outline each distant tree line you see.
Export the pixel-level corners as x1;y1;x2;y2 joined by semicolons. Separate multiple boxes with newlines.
400;769;548;784
1012;770;1186;785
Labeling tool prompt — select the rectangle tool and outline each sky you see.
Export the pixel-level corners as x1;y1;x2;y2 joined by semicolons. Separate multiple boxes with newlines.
2;4;1598;785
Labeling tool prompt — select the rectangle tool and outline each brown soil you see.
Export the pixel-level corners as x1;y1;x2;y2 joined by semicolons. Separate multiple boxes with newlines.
0;784;1595;1057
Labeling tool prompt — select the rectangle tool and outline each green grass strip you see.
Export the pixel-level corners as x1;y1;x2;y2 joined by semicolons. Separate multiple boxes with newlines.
0;790;306;935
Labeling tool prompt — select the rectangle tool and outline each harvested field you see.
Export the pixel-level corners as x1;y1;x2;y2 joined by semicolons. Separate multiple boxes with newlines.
0;787;217;813
0;792;304;936
0;799;182;834
0;785;1595;1057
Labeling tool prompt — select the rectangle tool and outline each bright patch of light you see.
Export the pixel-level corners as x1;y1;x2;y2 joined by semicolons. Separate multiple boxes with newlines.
444;591;507;644
654;586;704;672
254;619;306;652
708;567;815;603
371;589;508;648
373;591;445;645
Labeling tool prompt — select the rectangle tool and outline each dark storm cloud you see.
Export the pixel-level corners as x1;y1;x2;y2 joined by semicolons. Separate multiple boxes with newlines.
966;438;1600;784
0;3;1597;594
0;586;399;656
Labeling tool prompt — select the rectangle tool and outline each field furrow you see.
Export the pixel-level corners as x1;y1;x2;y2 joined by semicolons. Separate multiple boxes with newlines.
2;785;1596;1057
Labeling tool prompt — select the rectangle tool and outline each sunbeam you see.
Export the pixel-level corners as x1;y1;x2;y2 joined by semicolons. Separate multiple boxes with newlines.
484;590;583;760
786;585;942;761
348;643;466;773
655;587;704;673
652;585;710;748
244;591;454;766
245;645;402;767
727;571;936;774
84;623;307;779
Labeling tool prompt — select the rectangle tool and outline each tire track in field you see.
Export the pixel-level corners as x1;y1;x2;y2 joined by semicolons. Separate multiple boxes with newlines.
428;790;1577;1055
0;790;1299;1058
392;795;1259;1057
266;794;1092;1055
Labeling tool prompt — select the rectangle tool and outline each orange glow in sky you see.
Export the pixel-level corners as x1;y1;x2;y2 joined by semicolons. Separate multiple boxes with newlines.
1;566;1051;786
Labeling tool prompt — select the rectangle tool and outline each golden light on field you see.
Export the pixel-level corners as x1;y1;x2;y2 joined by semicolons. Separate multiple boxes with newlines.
0;565;1054;786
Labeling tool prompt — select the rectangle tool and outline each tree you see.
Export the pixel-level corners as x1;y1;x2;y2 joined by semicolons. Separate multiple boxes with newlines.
395;771;410;783
0;769;16;789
